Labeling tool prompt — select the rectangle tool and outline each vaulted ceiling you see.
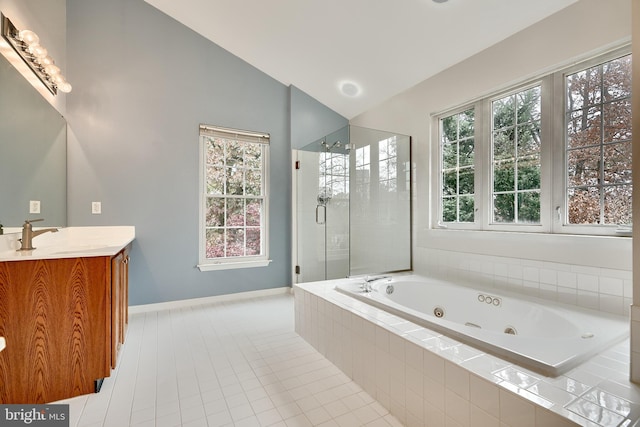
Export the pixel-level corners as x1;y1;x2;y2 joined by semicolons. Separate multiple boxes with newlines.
144;0;578;119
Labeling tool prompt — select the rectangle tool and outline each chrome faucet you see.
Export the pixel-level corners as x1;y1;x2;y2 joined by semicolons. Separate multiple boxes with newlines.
17;219;58;251
361;275;392;292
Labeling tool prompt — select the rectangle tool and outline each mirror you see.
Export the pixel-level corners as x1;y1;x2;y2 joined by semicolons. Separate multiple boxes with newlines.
0;52;67;229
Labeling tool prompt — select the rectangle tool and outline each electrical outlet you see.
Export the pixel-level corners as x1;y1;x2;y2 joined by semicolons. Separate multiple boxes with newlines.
91;201;102;214
29;200;41;214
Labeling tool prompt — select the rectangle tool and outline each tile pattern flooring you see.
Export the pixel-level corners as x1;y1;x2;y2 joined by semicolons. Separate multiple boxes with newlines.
55;293;403;427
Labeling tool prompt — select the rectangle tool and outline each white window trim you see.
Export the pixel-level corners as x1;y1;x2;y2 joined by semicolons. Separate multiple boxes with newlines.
435;103;481;230
432;44;632;238
484;79;552;234
197;259;272;272
551;46;633;236
197;125;271;271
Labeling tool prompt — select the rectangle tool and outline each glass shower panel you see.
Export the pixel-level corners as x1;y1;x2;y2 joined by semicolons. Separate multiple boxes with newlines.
349;126;411;275
294;125;410;283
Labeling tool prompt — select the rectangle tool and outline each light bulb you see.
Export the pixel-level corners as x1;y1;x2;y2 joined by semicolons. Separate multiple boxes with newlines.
57;81;72;93
18;29;39;46
51;74;65;84
28;44;48;59
45;64;61;76
40;55;54;66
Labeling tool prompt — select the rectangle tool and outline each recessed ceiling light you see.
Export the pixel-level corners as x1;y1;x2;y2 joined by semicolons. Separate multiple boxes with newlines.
432;0;448;3
339;81;361;97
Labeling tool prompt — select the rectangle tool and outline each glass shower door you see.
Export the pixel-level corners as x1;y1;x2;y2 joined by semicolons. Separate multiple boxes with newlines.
295;130;350;283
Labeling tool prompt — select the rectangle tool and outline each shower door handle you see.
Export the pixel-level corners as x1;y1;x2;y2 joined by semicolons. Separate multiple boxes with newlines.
315;205;326;224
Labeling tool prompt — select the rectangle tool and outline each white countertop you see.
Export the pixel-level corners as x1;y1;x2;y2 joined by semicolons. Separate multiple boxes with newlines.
0;226;135;262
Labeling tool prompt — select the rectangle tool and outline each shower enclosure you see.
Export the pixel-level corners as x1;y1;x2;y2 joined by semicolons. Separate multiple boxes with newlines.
293;125;411;283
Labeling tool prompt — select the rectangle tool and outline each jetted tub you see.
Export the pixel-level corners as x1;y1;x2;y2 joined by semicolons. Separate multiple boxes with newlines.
335;275;628;376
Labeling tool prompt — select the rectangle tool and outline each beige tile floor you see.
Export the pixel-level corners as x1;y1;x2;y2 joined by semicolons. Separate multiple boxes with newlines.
56;293;403;427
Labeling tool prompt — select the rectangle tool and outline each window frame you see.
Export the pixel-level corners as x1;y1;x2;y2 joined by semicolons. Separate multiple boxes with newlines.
436;105;481;230
485;79;553;234
198;124;271;271
551;47;633;236
433;45;631;236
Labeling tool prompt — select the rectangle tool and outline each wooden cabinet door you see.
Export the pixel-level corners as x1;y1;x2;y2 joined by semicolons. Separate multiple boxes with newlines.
121;246;130;341
111;245;130;368
110;251;123;369
0;257;110;403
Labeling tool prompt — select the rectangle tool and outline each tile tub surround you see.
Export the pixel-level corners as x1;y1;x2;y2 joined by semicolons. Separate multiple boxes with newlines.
294;279;640;427
416;248;632;317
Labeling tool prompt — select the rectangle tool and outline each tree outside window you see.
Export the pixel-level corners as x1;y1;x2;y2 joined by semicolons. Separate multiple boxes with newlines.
441;108;475;223
435;49;631;235
491;86;542;224
566;55;632;225
200;125;269;267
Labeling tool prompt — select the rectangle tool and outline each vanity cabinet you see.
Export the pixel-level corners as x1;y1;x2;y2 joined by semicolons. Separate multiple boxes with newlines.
111;246;129;368
0;245;131;404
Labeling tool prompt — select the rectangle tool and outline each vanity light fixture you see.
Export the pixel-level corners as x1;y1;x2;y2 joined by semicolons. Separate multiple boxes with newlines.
1;13;71;95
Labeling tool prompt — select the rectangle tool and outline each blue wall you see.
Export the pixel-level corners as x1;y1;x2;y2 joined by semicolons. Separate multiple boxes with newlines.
66;0;297;304
66;0;345;305
290;86;347;149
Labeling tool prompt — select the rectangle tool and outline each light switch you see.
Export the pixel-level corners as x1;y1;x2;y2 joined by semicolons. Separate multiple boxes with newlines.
92;201;101;214
29;200;41;214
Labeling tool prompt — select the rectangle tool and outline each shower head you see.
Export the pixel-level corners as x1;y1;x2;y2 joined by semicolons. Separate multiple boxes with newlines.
320;139;352;152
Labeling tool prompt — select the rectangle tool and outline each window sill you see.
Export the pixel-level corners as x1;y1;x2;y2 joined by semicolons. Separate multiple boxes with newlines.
198;259;272;272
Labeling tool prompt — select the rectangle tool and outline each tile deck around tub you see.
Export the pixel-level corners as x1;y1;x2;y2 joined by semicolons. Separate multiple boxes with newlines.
294;278;640;427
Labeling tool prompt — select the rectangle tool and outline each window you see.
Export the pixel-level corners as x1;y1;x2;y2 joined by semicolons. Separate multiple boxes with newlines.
318;150;350;258
491;86;541;224
198;125;270;271
319;151;349;201
435;47;631;235
379;136;398;192
565;55;632;226
440;108;475;223
355;145;371;198
379;136;399;223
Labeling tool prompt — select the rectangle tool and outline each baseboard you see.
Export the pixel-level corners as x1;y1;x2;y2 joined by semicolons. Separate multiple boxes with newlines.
129;286;293;314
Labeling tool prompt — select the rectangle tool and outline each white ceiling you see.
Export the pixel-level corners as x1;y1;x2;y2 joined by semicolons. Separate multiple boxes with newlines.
144;0;578;119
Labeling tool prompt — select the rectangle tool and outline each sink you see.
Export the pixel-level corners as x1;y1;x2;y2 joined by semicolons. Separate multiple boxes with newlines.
0;226;135;262
50;244;111;255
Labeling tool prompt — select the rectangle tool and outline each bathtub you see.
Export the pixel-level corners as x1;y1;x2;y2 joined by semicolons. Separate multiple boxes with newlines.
335;274;628;376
